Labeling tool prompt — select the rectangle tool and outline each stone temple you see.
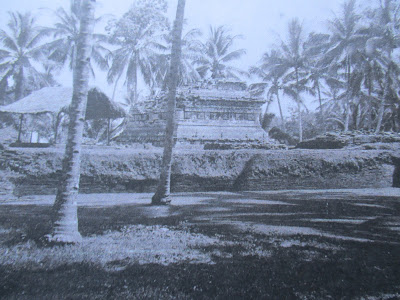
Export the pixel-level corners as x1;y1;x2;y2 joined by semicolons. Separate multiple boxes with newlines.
117;81;268;146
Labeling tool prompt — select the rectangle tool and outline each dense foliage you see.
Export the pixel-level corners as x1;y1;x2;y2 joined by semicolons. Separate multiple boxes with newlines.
0;0;399;139
252;0;400;137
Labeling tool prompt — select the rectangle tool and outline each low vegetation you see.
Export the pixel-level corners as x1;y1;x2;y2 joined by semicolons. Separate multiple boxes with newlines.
0;189;399;298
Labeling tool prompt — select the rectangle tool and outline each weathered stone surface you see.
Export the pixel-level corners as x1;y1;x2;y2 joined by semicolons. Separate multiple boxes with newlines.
296;134;350;149
0;146;398;197
296;132;400;150
117;81;268;146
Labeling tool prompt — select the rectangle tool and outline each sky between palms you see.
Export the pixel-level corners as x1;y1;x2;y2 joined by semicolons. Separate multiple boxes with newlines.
0;0;351;115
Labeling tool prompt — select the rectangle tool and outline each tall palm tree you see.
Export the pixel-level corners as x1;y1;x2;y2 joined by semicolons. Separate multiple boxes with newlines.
353;39;385;130
147;28;203;93
324;0;364;132
48;0;96;244
279;18;310;142
45;0;109;76
195;25;247;80
0;12;50;101
152;0;186;205
106;0;169;106
250;50;287;129
365;0;400;132
303;33;331;115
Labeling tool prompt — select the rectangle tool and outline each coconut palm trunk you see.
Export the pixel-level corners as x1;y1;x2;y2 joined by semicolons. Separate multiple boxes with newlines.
316;82;326;133
14;67;24;101
152;0;186;205
375;53;392;133
128;53;139;107
276;90;285;130
344;57;352;132
375;75;389;133
48;0;95;244
295;67;303;142
298;102;303;142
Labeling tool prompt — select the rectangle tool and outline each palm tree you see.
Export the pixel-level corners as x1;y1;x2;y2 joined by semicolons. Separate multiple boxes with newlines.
195;25;247;80
353;41;384;130
303;33;331;116
45;0;109;76
152;0;186;205
147;28;203;93
324;0;364;132
48;0;96;244
279;18;310;142
0;12;50;101
250;50;287;129
106;0;169;106
365;0;400;132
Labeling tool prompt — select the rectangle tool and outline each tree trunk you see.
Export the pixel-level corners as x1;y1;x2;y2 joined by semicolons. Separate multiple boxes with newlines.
317;82;323;115
367;79;373;131
344;57;351;132
344;101;351;132
152;0;186;205
317;82;325;132
47;0;95;244
355;103;362;130
111;72;122;101
295;68;302;142
375;86;387;133
375;70;391;133
276;91;285;130
14;67;24;101
133;53;138;103
17;114;24;143
298;102;303;143
53;111;64;144
107;118;111;145
128;53;139;110
0;74;9;105
375;51;393;133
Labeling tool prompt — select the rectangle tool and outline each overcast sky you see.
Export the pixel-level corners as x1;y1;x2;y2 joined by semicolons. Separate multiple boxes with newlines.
0;0;355;115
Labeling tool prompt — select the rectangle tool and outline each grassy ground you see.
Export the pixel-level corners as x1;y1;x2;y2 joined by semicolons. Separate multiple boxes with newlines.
0;188;400;299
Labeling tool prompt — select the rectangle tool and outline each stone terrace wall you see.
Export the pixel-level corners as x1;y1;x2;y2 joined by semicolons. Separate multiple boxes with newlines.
0;147;398;198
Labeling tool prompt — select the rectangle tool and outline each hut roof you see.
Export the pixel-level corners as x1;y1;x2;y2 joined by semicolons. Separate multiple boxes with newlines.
0;87;72;114
86;88;126;120
0;87;126;119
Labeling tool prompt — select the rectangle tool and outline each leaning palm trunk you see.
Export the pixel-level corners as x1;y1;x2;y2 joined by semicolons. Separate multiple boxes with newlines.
316;82;326;132
152;0;186;205
276;91;285;130
48;0;95;243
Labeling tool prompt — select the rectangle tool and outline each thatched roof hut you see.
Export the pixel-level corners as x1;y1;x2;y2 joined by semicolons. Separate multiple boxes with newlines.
0;87;126;144
86;88;126;120
0;86;126;120
0;87;72;115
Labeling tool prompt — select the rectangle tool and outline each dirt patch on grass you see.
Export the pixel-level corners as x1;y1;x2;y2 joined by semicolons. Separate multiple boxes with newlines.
0;225;224;270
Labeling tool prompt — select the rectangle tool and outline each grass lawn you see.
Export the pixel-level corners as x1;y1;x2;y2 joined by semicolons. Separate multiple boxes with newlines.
0;188;400;299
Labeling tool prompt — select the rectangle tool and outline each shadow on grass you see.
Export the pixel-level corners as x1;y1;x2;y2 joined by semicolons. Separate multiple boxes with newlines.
1;190;400;244
0;190;400;298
